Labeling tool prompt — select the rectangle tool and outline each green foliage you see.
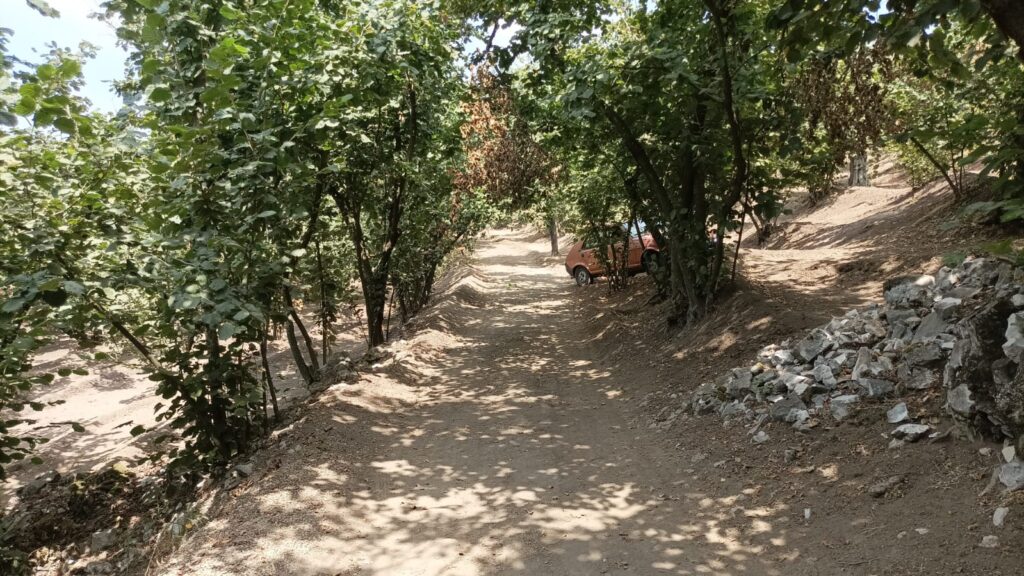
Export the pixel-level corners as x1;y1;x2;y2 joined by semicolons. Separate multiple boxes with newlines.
1;39;109;479
1;0;485;483
772;0;1024;212
482;0;803;320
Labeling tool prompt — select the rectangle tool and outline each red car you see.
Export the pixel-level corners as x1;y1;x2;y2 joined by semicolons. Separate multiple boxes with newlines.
564;225;661;286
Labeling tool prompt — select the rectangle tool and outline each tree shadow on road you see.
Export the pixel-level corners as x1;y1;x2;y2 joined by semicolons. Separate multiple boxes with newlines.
158;230;803;576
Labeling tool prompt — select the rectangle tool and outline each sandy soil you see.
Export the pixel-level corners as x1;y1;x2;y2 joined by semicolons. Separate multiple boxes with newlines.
1;309;367;509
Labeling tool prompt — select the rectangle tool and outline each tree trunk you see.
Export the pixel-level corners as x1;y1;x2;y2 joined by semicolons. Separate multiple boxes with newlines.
286;320;313;385
981;0;1024;60
282;288;320;379
907;134;961;196
259;331;280;421
315;237;330;364
731;203;748;284
365;277;387;347
385;284;396;341
547;214;559;256
1016;102;1024;186
203;325;231;461
848;152;869;186
289;309;320;377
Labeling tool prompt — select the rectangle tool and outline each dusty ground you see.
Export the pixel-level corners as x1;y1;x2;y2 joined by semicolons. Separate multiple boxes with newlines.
1;309;367;510
153;178;1022;576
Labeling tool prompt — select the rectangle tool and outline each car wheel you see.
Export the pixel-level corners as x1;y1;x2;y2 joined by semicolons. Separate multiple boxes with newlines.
574;267;593;287
642;251;660;274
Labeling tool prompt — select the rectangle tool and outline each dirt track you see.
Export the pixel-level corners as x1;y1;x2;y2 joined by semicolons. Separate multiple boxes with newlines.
159;229;787;575
158;217;1022;576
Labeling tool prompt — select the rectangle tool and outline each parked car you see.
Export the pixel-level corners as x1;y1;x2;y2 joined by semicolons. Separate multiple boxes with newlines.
564;224;661;286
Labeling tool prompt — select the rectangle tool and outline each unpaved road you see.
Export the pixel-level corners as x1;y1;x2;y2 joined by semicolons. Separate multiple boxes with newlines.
161;229;783;576
158;225;1021;576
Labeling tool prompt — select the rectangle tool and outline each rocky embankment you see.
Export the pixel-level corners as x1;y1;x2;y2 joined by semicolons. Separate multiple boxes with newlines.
691;256;1024;493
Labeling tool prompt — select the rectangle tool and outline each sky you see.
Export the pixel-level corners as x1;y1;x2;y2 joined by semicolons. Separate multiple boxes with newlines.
5;0;126;113
5;1;515;114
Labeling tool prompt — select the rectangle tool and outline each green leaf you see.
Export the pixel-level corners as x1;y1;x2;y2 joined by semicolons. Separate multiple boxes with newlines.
130;425;146;437
1;298;26;313
141;58;161;76
14;95;37;116
58;59;82;79
36;64;56;81
63;280;86;295
53;116;77;135
219;5;242;20
19;83;42;99
218;322;239;340
71;422;85;433
149;86;172;103
141;14;164;44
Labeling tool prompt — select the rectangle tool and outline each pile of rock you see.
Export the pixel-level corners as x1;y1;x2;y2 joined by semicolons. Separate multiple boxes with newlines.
689;256;1024;490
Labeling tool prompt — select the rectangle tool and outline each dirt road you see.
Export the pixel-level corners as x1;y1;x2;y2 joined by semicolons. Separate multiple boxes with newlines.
159;224;1021;576
160;229;785;575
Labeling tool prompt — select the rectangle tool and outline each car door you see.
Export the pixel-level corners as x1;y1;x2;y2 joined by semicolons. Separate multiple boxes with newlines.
579;238;604;274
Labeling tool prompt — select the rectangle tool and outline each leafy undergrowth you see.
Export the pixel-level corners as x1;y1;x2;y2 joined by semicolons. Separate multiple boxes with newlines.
4;464;177;575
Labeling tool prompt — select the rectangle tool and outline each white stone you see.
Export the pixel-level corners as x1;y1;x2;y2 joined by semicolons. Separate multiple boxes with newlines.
1003;312;1024;361
912;311;949;343
999;462;1024;491
886;402;909;424
892;423;931;442
980;535;999;548
1003;445;1017;463
91;529;116;551
772;349;796;366
993;507;1009;528
947;384;975;416
851;347;874;380
830;394;860;421
812;364;837;387
933;296;962;317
